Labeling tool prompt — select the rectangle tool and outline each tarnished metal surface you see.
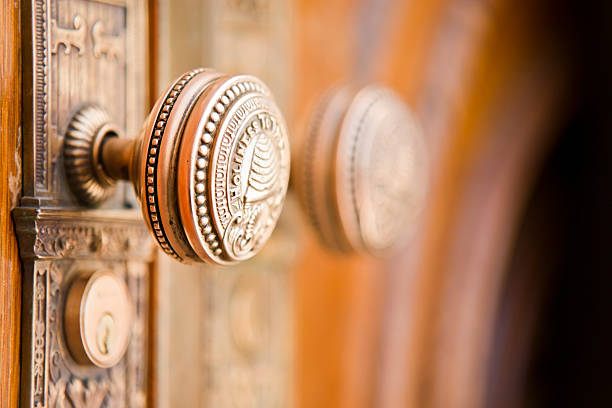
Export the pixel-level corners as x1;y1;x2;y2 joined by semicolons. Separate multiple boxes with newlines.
17;0;149;406
14;208;152;407
21;0;147;208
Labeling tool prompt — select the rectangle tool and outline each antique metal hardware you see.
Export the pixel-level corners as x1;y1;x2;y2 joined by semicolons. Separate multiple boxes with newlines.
296;85;428;254
64;269;134;368
63;68;291;266
17;0;150;406
14;207;151;408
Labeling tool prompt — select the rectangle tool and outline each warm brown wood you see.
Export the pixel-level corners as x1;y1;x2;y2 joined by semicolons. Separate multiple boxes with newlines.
290;0;573;406
291;2;388;407
291;1;473;407
290;1;461;407
0;0;22;405
373;0;450;101
377;1;571;407
143;1;577;407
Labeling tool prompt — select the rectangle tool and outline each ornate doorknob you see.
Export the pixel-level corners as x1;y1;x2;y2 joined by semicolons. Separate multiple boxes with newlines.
64;69;291;265
296;85;428;254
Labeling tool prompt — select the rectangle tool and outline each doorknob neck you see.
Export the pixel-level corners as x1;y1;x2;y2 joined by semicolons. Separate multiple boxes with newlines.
100;134;136;182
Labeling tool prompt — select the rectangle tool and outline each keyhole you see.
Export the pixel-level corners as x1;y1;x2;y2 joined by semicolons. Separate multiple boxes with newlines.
96;313;115;355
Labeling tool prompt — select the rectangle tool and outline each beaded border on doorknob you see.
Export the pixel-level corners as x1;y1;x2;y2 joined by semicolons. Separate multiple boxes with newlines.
63;68;291;266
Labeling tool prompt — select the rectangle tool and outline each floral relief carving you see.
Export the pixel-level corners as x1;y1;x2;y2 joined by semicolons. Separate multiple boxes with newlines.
32;223;150;260
21;0;148;403
22;254;147;407
66;379;109;408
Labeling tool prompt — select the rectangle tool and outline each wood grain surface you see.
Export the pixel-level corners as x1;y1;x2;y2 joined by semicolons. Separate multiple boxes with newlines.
291;1;385;407
378;1;570;407
290;1;447;407
293;0;571;407
0;0;22;406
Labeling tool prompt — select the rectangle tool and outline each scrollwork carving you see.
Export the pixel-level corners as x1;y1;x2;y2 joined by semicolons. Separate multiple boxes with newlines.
19;212;152;261
16;209;150;407
33;268;48;407
21;0;148;402
25;0;137;203
51;15;87;56
26;260;147;408
92;21;124;61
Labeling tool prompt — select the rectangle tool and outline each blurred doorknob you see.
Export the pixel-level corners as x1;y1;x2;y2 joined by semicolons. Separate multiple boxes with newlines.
63;68;291;265
296;85;428;254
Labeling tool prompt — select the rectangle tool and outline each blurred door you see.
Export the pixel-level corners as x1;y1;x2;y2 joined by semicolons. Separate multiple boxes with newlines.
4;0;603;407
150;1;566;407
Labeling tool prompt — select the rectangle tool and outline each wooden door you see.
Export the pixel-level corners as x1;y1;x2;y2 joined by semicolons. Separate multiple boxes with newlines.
1;0;22;406
3;0;610;407
147;0;574;407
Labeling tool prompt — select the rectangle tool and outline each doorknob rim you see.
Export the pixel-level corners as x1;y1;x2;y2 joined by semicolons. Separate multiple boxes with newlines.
176;73;291;265
134;68;224;262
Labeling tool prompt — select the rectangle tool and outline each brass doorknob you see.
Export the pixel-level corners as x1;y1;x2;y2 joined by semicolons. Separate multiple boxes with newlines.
64;69;291;265
296;85;427;254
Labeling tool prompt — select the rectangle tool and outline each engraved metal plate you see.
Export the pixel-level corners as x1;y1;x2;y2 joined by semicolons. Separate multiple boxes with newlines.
14;209;152;407
17;0;149;406
22;0;146;207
